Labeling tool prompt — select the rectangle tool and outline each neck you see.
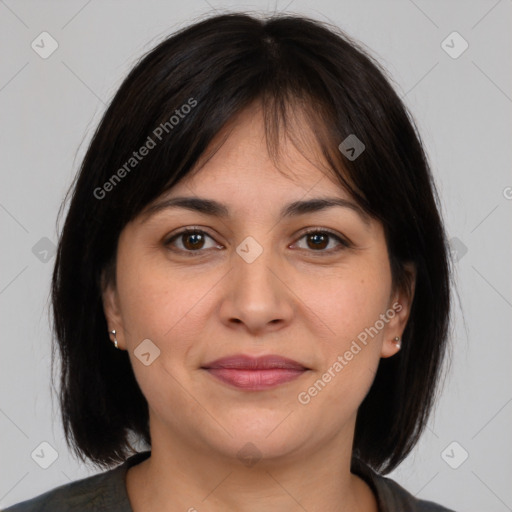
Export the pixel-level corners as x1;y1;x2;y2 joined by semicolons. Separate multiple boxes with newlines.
126;416;377;512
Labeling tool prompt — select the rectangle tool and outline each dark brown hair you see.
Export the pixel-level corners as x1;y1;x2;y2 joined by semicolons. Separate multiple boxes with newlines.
51;12;451;473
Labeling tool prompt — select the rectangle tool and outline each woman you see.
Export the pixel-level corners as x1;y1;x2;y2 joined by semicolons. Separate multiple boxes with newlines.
4;12;454;512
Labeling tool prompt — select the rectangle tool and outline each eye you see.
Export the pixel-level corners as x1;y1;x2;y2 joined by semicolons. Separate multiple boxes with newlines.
164;228;222;253
164;227;351;255
292;228;350;253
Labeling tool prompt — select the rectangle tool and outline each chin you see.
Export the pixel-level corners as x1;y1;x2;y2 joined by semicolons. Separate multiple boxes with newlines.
213;412;310;457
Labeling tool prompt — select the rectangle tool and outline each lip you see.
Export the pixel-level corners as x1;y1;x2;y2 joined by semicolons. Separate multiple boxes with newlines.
202;355;309;390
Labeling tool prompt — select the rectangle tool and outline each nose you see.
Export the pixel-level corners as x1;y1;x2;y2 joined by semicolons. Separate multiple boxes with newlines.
218;244;294;335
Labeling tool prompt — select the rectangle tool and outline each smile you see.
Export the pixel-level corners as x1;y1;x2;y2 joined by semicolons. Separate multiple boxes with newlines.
201;354;309;390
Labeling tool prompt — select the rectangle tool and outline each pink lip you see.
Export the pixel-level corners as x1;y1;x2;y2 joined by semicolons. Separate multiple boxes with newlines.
202;355;308;390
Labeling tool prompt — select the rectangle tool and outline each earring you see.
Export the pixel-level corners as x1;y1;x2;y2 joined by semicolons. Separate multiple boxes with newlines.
393;336;401;350
110;329;119;349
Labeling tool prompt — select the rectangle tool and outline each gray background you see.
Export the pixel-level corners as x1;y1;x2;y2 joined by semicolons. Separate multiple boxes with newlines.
1;0;511;510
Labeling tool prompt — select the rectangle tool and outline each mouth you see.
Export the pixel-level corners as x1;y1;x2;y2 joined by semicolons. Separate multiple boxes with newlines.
201;354;309;391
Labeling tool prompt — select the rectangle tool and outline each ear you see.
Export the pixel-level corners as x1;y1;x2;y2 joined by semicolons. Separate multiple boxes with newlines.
380;262;416;358
101;269;125;350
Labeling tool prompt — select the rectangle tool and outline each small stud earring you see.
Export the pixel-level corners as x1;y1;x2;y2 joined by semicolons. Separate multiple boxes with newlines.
393;336;401;350
110;329;118;349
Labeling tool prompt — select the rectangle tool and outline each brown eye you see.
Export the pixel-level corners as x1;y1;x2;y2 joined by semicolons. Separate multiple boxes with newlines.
306;232;329;250
182;231;206;250
165;229;221;253
294;229;350;253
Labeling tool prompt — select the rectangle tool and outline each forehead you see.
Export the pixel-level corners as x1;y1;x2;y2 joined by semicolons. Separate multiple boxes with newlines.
172;101;345;198
134;101;375;232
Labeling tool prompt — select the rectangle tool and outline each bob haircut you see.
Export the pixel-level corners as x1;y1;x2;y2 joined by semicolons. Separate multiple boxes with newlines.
51;12;451;474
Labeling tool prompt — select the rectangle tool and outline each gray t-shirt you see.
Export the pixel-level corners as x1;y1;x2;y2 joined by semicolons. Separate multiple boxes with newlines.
2;451;455;511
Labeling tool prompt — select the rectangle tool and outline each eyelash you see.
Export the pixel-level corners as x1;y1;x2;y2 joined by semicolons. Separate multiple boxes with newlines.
164;226;351;256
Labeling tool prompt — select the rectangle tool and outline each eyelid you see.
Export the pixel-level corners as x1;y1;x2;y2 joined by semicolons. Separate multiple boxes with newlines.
164;225;352;255
292;227;352;251
164;226;222;247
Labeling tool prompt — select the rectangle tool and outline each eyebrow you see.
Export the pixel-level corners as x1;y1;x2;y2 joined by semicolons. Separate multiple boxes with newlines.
141;196;371;225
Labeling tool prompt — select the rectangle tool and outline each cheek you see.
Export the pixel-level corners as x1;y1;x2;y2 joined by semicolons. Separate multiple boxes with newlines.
297;354;379;434
294;255;392;409
299;257;392;347
115;250;219;354
114;253;214;416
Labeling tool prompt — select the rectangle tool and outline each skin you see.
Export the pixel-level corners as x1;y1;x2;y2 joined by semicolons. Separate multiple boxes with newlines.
103;102;415;512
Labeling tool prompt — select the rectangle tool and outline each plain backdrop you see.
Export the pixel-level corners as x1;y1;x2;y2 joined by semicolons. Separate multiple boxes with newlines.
1;1;511;510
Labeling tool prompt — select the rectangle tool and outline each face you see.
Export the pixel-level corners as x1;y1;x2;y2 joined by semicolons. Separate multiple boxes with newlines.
103;102;413;464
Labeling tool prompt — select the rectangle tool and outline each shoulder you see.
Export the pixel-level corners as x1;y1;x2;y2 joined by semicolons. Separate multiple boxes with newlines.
1;451;150;512
1;468;123;512
375;474;456;511
352;459;456;512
